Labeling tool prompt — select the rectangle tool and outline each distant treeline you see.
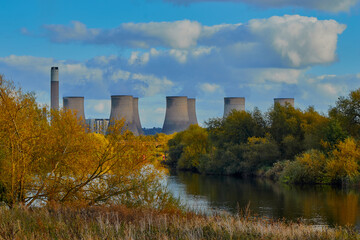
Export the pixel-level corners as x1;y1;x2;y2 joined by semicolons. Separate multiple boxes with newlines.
166;88;360;185
143;127;162;135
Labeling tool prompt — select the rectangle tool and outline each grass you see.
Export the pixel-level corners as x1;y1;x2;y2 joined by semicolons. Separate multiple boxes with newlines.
0;204;359;240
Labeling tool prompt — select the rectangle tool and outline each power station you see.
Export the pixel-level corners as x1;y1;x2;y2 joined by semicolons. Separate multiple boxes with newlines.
187;98;198;125
86;119;109;135
162;96;190;134
223;97;245;117
50;67;59;111
50;67;297;135
63;97;85;120
274;98;295;107
109;95;139;136
133;97;144;135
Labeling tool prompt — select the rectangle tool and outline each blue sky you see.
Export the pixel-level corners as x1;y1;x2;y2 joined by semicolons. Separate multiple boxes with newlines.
0;0;359;127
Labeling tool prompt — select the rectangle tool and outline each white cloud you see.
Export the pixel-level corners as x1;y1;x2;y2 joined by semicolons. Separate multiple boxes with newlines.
169;49;188;63
93;55;117;65
128;51;150;65
248;15;346;67
0;55;54;74
43;21;100;42
199;83;221;93
163;0;358;12
122;20;202;49
0;55;103;84
43;20;202;49
39;16;345;69
111;70;131;82
253;68;302;84
131;73;174;96
0;55;176;100
317;83;339;96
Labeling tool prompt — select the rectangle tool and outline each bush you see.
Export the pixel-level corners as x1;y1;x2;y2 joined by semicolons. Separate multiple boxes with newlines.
265;161;288;181
280;160;307;184
280;150;327;184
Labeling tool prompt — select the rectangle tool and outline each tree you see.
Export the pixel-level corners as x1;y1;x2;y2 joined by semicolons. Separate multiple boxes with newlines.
326;138;360;183
167;125;210;171
177;125;209;170
206;109;265;147
329;88;360;138
267;103;304;159
0;76;171;208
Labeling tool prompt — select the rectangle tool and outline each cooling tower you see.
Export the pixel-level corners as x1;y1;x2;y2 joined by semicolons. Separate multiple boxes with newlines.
133;97;144;135
187;98;198;125
109;95;139;136
162;96;190;134
63;97;85;120
223;97;245;117
51;67;59;110
274;98;295;107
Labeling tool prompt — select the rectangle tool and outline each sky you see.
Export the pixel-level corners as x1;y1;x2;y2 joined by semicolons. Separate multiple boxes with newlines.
0;0;359;127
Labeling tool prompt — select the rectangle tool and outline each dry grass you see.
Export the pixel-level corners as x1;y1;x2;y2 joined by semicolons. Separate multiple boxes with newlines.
0;205;358;240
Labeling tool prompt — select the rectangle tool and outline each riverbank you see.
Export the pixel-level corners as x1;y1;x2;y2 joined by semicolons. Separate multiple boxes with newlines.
0;205;358;239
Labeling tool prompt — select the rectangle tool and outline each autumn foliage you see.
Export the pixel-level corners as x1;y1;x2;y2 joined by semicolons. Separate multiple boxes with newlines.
0;76;174;208
167;87;360;185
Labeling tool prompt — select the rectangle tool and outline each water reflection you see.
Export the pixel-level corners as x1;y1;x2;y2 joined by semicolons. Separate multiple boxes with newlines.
167;171;360;227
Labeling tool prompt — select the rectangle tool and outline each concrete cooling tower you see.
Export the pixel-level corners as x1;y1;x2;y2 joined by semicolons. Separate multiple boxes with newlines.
162;96;190;134
187;98;198;125
223;97;245;117
109;95;139;136
63;97;85;120
274;98;295;107
51;67;59;110
133;97;144;135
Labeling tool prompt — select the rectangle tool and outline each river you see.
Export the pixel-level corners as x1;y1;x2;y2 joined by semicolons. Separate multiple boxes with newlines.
167;171;360;227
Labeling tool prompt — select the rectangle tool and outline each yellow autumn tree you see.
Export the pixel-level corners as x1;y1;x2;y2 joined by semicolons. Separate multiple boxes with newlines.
0;76;173;208
326;138;360;182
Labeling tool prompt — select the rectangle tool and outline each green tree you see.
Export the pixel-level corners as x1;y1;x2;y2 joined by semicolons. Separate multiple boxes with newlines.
329;88;360;138
167;125;210;171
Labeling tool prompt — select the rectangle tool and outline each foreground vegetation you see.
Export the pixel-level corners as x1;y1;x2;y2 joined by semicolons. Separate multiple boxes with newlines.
1;205;359;240
167;88;360;185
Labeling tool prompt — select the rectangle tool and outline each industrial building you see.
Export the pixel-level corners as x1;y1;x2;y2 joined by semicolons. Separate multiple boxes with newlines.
162;96;191;134
63;97;85;120
50;67;298;136
133;97;144;135
86;119;110;135
223;97;245;117
50;67;59;111
187;98;198;125
109;95;139;136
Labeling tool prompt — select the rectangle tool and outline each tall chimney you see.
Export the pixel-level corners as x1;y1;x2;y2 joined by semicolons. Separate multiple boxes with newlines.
274;98;295;107
109;95;139;136
162;96;190;134
133;97;144;135
63;97;85;120
223;97;245;117
187;98;198;125
51;67;59;110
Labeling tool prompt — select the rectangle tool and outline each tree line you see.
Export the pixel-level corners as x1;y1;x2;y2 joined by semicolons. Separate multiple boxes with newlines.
167;88;360;185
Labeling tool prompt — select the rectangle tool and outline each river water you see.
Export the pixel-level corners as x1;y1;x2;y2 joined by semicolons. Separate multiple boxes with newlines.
167;171;360;227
